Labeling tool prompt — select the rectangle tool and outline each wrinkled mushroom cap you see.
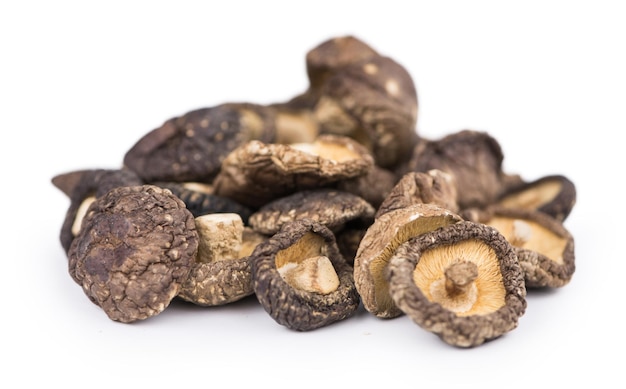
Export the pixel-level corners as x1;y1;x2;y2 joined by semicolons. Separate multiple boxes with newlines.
250;219;360;331
52;168;143;254
386;221;527;348
407;130;521;210
496;174;577;222
248;189;375;235
353;203;464;318
471;206;575;288
376;169;459;218
314;55;419;169
123;103;276;183
212;134;374;208
67;185;198;323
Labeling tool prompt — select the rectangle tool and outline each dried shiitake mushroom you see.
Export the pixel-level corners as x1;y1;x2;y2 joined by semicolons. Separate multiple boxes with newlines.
376;169;459;218
336;164;398;209
495;174;577;222
354;203;464;319
248;189;375;235
68;185;199;323
52;168;143;253
178;213;267;306
154;181;253;223
406;129;523;210
314;54;419;169
212;134;374;208
123;102;276;183
465;206;575;288
250;218;360;331
386;221;527;348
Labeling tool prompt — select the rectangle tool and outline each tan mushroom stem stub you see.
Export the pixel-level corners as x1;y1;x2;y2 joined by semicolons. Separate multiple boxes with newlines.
195;213;243;263
275;232;340;294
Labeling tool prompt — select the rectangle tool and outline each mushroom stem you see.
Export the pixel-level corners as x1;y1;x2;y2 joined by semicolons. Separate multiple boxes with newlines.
510;219;532;247
444;260;478;297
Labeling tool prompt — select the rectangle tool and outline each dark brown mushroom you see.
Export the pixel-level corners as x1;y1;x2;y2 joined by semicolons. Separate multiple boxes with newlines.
250;218;360;331
406;129;524;210
465;206;575;288
314;54;419;169
336;164;398;209
67;185;199;323
386;221;527;348
212;134;374;208
495;174;577;222
248;189;375;236
353;203;464;319
178;213;268;306
153;181;253;223
123;102;277;183
52;168;143;254
376;169;459;218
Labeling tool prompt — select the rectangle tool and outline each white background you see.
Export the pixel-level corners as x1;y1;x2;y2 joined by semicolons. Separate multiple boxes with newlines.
2;1;624;387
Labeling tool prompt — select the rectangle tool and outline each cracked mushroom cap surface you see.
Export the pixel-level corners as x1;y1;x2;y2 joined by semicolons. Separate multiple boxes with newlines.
314;54;419;169
495;174;577;222
407;129;523;210
67;185;199;323
250;218;360;331
386;221;527;348
376;169;459;218
248;189;375;235
123;102;276;183
178;214;268;306
52;168;143;254
212;134;374;208
353;203;464;319
469;206;576;288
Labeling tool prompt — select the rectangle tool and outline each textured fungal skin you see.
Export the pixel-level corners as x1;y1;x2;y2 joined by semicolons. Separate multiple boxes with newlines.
250;219;360;331
123;103;276;183
407;130;523;210
386;221;527;348
68;185;199;323
52;168;143;254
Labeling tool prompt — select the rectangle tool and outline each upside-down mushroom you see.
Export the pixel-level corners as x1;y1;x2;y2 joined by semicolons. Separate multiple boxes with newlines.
386;221;527;348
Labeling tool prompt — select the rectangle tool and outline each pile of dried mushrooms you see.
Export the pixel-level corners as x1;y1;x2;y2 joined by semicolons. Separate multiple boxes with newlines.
53;35;576;348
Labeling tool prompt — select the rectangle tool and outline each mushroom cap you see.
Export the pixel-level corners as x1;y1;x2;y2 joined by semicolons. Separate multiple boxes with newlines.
314;54;419;169
353;203;464;318
250;218;360;331
248;189;375;235
212;134;374;208
407;129;516;210
123;102;277;183
336;164;398;209
472;206;576;288
376;169;459;218
496;174;577;222
386;221;527;348
67;185;199;323
52;168;143;254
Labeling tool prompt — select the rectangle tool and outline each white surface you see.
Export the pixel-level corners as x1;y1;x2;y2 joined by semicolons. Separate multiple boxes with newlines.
2;1;624;387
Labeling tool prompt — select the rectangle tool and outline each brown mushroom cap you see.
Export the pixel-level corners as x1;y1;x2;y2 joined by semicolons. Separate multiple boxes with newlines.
212;134;374;208
336;164;398;209
52;168;143;254
248;189;375;235
407;130;523;210
495;174;577;222
178;214;268;306
123;102;276;183
353;203;464;319
67;185;199;323
471;206;576;288
314;54;419;169
376;169;459;218
386;221;527;348
250;218;360;331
